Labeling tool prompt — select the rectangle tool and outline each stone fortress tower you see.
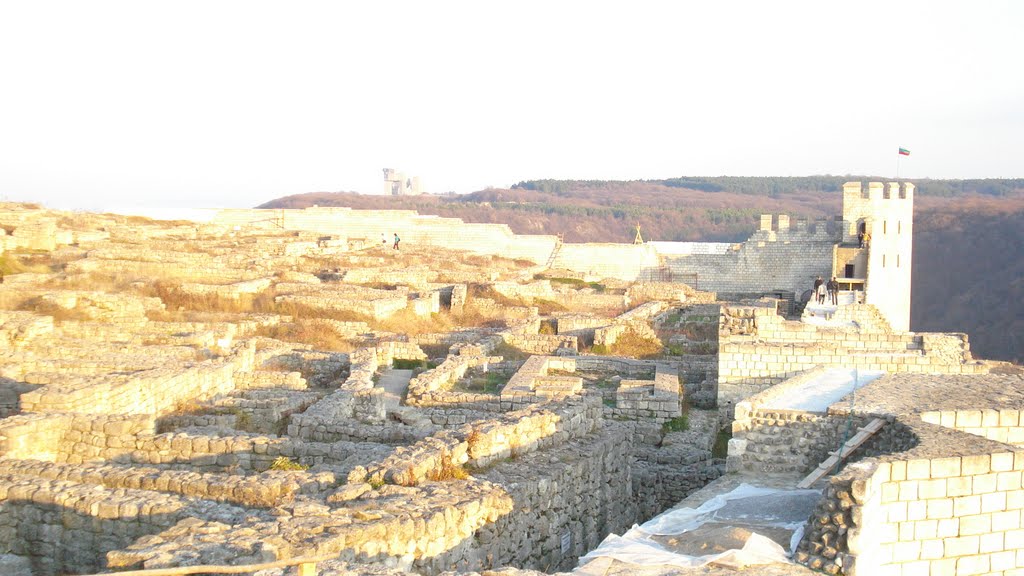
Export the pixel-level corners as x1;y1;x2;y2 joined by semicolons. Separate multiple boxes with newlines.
382;168;422;196
837;181;914;331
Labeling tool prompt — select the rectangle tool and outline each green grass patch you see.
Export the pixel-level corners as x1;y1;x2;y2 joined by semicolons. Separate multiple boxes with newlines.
453;371;507;395
393;358;431;370
712;428;733;459
662;415;690;433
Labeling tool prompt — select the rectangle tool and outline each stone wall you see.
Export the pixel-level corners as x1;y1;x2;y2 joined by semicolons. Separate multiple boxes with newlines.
661;224;836;296
17;343;256;416
613;366;682;423
214;207;560;265
920;409;1024;448
716;306;985;409
798;427;1024;576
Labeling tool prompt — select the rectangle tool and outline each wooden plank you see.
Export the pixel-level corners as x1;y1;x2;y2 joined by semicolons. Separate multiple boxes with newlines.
797;418;886;489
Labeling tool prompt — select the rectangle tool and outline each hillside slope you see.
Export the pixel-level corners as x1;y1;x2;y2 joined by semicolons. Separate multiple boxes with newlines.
261;182;1024;364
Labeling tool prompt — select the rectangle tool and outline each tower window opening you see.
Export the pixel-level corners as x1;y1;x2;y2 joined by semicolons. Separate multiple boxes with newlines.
883;220;887;234
897;255;900;267
898;221;902;234
845;263;855;278
882;254;886;267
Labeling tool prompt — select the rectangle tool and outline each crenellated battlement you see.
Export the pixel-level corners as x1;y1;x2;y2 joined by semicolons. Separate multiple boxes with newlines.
843;181;914;202
756;213;841;240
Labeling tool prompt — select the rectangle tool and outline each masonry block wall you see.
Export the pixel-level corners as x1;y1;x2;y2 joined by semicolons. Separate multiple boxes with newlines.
661;232;835;297
801;446;1024;576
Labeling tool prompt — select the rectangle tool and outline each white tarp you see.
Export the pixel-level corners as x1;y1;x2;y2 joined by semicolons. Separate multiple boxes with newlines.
764;368;884;412
579;484;820;570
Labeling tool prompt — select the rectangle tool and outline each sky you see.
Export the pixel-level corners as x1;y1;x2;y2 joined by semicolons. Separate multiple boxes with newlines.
1;1;1021;213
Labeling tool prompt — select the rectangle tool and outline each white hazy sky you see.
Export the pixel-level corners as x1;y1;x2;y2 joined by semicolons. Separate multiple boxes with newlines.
1;1;1021;213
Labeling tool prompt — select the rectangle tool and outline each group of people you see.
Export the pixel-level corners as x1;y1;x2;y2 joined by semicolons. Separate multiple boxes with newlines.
813;275;839;305
857;230;871;249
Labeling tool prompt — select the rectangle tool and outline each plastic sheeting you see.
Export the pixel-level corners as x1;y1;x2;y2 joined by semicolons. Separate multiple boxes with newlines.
579;484;821;570
763;368;884;412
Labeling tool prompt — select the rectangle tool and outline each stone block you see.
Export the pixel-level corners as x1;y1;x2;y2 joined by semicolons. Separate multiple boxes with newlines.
929;558;957;576
1000;471;1023;491
962;454;991;476
943;535;980;557
927;497;953;519
955;495;982;517
973;473;997;495
938;518;961;538
908;500;927;521
931;457;962;479
947;476;973;497
958;513;992;536
956;410;983;428
920;478;948;499
955;554;989;575
1002;408;1023;426
899;480;919;501
992;550;1017;572
892;540;921;562
907;458;931;480
921;538;945;560
994;452;1016;472
982;491;1007;513
981;531;1006;554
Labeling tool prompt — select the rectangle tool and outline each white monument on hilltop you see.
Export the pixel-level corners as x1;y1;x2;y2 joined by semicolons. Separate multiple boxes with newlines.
383;168;423;196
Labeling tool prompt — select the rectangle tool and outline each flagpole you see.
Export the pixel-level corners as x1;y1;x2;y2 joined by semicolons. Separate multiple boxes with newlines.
897;153;900;179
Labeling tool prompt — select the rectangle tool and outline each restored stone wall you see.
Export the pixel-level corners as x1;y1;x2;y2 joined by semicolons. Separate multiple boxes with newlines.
920;409;1024;448
799;434;1024;576
662;229;835;296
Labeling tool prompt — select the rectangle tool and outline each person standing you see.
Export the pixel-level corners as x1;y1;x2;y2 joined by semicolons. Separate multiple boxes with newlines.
827;276;839;305
393;232;400;250
813;276;823;301
816;281;827;305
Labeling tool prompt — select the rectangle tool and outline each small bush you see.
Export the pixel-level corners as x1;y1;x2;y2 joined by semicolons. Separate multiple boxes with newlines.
269;456;308;471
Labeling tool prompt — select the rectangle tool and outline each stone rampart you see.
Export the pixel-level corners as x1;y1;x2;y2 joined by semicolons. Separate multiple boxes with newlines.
214;207;559;264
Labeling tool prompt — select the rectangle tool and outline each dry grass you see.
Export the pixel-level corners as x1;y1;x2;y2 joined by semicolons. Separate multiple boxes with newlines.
427;452;470;482
253;319;355;352
0;252;56;276
266;299;371;323
595;328;664;359
375;308;457;335
52;272;140;292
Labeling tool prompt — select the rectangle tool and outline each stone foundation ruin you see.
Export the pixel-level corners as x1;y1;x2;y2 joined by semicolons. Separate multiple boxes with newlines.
0;187;1020;576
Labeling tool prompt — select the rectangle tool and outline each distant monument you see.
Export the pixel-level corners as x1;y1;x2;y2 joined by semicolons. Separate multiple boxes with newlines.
383;168;423;196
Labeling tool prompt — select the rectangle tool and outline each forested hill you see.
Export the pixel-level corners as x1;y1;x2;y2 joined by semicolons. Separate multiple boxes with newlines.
260;178;1024;364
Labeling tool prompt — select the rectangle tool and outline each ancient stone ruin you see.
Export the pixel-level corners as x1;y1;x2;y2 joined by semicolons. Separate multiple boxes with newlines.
0;184;1020;576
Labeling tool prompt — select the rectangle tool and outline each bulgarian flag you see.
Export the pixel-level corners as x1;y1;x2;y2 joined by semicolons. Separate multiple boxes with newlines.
899;147;910;156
